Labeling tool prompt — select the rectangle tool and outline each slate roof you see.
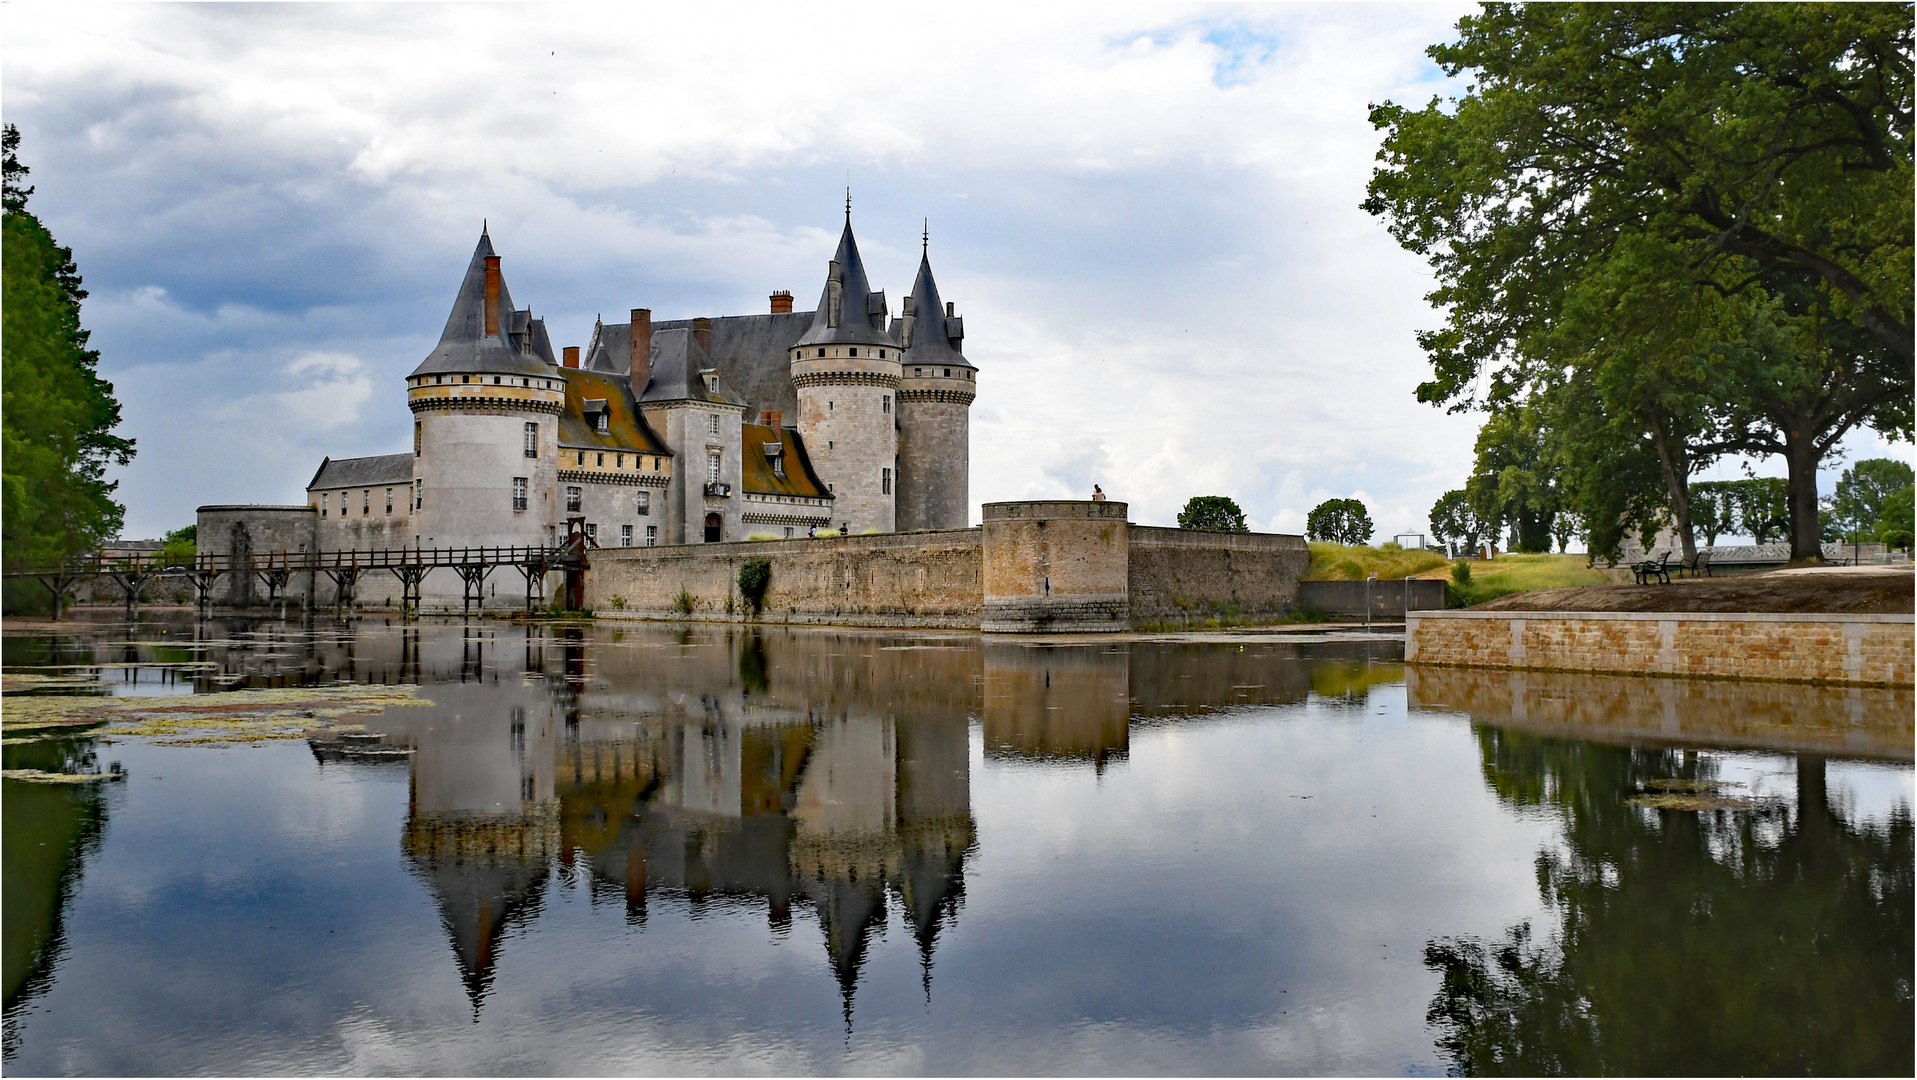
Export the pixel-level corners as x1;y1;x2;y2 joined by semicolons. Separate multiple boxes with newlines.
650;311;814;419
636;328;747;407
410;230;557;379
898;250;972;369
307;453;414;491
795;218;897;349
739;423;832;500
558;369;667;453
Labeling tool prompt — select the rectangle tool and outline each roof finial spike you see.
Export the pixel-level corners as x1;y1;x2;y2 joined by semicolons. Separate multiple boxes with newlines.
922;218;929;255
845;186;852;224
482;217;488;236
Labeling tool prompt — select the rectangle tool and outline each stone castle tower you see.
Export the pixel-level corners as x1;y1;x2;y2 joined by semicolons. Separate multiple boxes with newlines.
406;230;564;549
895;235;975;531
789;213;903;533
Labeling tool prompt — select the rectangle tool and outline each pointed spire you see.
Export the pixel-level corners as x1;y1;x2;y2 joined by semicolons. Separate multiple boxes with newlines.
795;206;896;349
903;236;968;365
410;228;554;378
845;187;852;224
922;218;929;256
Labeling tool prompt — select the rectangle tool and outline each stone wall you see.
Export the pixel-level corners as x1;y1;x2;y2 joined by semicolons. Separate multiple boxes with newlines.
584;508;1311;632
1297;579;1445;620
1407;609;1914;687
587;528;984;628
1128;527;1311;626
981;501;1130;632
196;505;319;607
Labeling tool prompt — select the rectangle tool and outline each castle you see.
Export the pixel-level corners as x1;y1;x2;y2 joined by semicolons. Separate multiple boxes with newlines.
303;208;976;565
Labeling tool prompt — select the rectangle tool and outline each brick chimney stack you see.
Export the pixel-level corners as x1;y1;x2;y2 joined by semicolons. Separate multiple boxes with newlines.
483;256;501;336
769;290;793;314
692;316;711;354
562;346;579;369
629;308;651;389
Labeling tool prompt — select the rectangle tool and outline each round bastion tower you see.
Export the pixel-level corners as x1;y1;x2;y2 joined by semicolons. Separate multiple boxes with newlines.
789;212;901;533
407;230;564;551
895;236;976;531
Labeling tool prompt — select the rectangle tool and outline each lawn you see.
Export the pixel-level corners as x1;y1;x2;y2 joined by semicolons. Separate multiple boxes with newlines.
1304;544;1622;607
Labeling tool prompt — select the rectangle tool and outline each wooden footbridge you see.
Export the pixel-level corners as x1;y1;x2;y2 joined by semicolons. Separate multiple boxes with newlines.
4;540;588;618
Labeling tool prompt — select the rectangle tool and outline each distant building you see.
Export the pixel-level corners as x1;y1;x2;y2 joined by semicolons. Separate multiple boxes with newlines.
302;208;976;562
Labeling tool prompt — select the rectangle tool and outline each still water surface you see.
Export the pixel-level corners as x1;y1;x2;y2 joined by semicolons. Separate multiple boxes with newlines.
3;616;1910;1075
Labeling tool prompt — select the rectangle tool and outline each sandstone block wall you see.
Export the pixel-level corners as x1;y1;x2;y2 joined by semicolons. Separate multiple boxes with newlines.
196;506;319;607
981;501;1130;632
587;528;983;628
1126;527;1311;626
1407;610;1915;687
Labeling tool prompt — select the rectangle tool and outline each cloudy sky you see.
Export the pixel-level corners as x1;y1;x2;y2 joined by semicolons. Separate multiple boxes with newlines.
5;3;1903;542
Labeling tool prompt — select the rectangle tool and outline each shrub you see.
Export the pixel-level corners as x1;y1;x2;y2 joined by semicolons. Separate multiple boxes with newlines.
738;558;771;616
1451;562;1472;586
673;588;695;615
606;594;627;610
744;532;782;541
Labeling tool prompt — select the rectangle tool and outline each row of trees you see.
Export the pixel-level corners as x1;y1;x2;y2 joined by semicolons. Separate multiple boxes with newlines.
1176;495;1380;546
3;125;133;591
1367;5;1913;563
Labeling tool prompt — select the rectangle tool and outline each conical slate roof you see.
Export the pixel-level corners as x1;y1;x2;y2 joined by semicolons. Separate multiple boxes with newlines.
795;218;896;349
901;247;970;367
410;230;557;379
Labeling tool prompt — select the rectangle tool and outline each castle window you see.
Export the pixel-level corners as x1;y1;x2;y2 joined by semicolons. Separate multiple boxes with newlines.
882;467;892;495
849;347;857;357
363;490;370;515
321;494;328;517
645;525;657;547
414;479;422;510
566;486;581;512
817;349;825;357
828;401;834;412
596;452;604;467
915;368;922;376
585;523;597;544
597;413;609;435
707;452;721;484
577;451;585;466
636;491;650;516
386;488;393;514
512;477;528;512
879;350;886;358
944;368;951;377
784;527;793;538
462;376;470;384
414;422;421;458
435;376;443;384
620;524;633;547
708;414;719;436
524;422;537;458
493;376;501;384
882;395;890;414
773;457;785;480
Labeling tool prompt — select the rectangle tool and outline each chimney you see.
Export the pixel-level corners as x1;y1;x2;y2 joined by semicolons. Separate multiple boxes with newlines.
484;256;501;336
769;290;793;314
692;316;711;355
562;346;579;369
629;308;651;389
900;295;917;347
945;301;955;318
761;410;782;429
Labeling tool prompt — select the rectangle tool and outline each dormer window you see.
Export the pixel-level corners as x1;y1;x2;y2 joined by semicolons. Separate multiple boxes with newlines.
597;413;609;434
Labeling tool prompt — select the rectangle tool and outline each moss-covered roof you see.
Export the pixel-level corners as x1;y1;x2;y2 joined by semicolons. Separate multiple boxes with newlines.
558;369;667;454
739;424;831;500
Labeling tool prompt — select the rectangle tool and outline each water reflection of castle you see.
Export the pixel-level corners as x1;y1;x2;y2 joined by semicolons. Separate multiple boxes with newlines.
310;624;1389;1020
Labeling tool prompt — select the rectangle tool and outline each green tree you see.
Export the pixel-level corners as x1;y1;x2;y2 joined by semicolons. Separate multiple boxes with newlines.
1831;458;1915;542
1876;485;1914;549
1465;406;1562;553
1306;498;1373;546
2;124;134;580
1429;489;1484;555
1177;495;1249;533
1365;4;1914;564
1688;483;1737;547
1728;477;1792;545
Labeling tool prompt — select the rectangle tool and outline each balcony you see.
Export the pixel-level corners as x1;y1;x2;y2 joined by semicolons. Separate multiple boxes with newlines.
703;482;732;498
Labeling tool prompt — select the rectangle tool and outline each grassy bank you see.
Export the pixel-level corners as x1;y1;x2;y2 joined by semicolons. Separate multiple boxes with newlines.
1304;544;1618;607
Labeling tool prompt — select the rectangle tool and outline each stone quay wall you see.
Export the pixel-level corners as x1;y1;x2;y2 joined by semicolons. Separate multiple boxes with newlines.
1406;609;1915;688
589;528;985;628
587;502;1311;632
1128;526;1311;626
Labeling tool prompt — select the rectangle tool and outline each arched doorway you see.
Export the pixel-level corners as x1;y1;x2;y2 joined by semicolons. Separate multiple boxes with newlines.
704;513;722;543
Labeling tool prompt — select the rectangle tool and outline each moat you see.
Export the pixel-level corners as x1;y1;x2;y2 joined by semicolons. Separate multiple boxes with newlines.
3;615;1911;1075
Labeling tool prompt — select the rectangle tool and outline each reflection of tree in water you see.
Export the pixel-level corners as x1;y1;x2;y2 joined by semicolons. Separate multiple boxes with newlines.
1426;727;1913;1076
3;736;112;1055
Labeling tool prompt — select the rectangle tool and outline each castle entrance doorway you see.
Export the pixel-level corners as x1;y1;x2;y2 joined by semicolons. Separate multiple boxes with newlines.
704;513;722;543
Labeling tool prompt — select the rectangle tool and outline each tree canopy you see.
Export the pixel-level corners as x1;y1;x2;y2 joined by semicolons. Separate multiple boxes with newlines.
1828;457;1915;542
1429;489;1485;555
1177;495;1249;533
1366;4;1914;562
2;125;134;574
1306;498;1374;546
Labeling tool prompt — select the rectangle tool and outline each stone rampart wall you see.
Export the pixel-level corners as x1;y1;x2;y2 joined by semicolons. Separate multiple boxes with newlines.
1407;609;1914;687
1127;527;1310;626
587;528;983;628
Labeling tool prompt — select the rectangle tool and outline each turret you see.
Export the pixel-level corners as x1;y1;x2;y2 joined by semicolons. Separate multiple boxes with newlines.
406;228;565;549
894;235;976;531
788;208;902;533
